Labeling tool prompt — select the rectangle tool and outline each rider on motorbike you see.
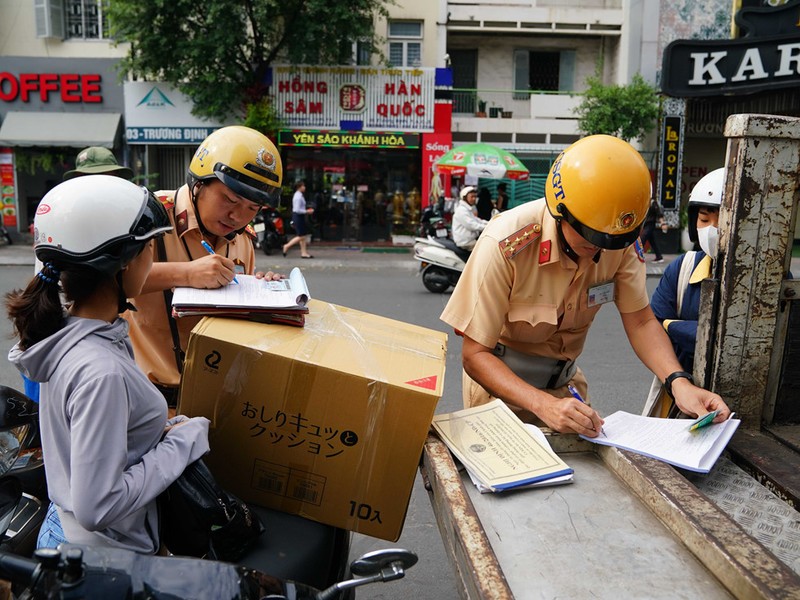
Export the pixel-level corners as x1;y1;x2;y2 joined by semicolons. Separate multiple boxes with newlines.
452;186;488;252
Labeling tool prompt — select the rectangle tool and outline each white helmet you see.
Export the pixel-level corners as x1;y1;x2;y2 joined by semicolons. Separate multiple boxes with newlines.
459;186;477;200
34;175;172;276
687;168;724;243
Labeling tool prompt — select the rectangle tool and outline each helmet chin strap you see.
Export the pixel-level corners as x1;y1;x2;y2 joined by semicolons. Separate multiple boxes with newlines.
556;219;602;264
556;220;580;263
115;271;137;313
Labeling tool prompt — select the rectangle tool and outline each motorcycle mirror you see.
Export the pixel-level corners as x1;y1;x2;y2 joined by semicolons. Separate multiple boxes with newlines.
315;548;418;600
350;548;418;576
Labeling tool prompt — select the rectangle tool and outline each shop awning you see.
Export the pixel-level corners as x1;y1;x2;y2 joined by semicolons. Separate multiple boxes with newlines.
0;111;122;148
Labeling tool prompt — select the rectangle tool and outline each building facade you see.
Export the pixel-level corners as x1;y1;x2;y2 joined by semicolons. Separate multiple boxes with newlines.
656;0;800;240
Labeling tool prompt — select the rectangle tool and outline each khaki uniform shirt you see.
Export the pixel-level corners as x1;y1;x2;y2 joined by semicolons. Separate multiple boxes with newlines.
125;185;255;388
441;199;649;411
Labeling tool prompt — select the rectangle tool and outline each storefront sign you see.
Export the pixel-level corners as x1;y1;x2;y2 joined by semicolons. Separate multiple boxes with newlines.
0;149;18;228
0;72;102;103
279;130;420;148
124;82;228;145
421;134;452;207
273;66;436;132
662;1;800;97
658;116;682;210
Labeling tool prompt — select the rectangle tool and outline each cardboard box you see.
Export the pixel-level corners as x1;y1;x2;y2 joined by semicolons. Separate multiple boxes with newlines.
178;299;447;541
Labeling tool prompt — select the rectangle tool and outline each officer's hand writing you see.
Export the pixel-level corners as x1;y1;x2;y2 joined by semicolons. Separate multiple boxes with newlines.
537;392;605;437
188;253;236;288
671;378;731;423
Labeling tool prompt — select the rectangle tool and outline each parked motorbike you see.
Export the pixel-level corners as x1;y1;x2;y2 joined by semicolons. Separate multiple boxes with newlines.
251;206;287;255
413;235;472;293
0;225;12;246
0;386;47;558
0;543;417;599
417;200;450;240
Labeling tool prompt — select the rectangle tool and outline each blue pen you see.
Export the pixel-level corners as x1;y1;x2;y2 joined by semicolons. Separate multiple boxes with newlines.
200;240;239;284
568;384;606;437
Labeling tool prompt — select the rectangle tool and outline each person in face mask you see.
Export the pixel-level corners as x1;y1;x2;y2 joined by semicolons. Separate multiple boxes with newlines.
643;168;722;417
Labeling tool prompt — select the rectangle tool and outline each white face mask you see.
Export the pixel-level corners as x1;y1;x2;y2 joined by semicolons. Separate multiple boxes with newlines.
697;225;719;257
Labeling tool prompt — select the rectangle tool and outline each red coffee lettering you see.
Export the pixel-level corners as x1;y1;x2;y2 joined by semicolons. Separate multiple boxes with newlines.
60;74;81;102
19;73;39;102
39;73;59;102
81;74;101;102
411;83;421;95
0;72;18;101
385;83;395;95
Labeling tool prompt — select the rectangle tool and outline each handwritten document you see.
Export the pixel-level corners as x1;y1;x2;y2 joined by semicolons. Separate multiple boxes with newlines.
173;267;309;310
580;411;740;473
432;400;573;491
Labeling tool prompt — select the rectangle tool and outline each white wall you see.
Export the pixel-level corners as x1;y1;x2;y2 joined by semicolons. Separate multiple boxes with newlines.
0;0;127;59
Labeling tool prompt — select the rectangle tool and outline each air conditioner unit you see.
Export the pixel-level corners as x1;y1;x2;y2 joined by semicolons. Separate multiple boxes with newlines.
35;0;65;40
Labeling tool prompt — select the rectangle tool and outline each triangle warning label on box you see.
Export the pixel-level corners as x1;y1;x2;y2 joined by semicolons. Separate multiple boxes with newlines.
405;375;438;390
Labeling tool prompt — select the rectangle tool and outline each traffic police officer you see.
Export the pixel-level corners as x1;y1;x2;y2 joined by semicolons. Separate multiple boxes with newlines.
441;135;731;436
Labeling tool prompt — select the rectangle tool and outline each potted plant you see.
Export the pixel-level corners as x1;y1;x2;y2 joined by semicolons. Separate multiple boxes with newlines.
476;99;487;117
501;110;513;118
489;103;502;118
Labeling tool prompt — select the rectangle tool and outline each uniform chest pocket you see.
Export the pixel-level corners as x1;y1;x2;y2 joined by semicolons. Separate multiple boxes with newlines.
504;303;559;345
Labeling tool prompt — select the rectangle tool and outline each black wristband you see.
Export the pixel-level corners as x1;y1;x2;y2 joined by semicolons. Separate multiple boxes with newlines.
664;370;694;399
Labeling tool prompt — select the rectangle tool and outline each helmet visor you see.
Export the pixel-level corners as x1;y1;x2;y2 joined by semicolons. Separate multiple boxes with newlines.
558;202;642;251
130;190;173;240
214;163;281;206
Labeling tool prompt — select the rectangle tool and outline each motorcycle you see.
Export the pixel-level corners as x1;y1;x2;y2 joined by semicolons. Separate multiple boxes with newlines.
413;235;472;293
417;200;450;240
0;543;417;599
0;386;47;558
0;385;357;597
251;206;287;256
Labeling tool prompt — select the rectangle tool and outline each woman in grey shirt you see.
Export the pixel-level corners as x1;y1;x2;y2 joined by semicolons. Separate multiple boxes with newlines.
6;175;209;554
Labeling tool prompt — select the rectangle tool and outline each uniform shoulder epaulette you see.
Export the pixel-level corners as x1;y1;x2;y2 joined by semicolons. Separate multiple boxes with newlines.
499;222;542;259
155;192;175;211
244;224;257;239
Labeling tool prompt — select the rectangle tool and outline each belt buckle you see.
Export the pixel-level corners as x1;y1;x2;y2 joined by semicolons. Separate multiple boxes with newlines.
493;343;506;357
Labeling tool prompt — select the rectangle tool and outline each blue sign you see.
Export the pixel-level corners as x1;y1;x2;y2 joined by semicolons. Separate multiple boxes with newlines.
126;126;216;145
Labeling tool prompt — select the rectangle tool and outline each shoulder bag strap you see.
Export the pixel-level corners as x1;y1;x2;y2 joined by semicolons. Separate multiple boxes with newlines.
676;251;697;317
156;236;184;375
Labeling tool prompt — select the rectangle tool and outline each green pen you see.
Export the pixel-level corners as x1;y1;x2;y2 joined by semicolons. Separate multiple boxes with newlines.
688;410;719;432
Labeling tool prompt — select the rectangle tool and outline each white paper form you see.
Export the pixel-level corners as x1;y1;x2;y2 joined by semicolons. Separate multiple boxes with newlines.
580;411;740;473
172;267;310;309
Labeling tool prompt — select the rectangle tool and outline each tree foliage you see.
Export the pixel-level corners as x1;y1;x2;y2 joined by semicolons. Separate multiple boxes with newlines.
573;73;660;142
107;0;389;130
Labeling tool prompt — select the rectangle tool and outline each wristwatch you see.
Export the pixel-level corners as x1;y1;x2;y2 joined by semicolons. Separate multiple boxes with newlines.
664;371;694;399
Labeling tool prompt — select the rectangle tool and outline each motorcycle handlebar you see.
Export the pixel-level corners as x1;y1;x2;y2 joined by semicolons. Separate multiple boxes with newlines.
0;551;39;585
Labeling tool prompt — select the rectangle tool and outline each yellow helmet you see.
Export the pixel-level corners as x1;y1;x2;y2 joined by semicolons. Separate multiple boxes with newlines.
545;135;651;250
188;126;282;205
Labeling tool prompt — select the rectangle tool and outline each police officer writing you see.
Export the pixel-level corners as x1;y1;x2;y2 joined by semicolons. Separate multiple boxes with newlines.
125;126;284;406
441;135;731;436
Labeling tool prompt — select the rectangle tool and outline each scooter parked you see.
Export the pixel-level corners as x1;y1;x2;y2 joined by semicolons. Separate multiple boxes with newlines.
0;543;417;599
413;235;471;293
251;206;287;255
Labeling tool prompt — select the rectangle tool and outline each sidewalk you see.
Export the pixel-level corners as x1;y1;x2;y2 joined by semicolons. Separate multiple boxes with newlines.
2;241;797;277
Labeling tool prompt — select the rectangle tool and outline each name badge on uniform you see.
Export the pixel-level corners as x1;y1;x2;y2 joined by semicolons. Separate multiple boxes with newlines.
587;281;615;308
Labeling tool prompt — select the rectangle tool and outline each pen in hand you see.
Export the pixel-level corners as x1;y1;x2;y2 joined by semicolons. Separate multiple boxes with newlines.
568;384;606;437
200;240;239;284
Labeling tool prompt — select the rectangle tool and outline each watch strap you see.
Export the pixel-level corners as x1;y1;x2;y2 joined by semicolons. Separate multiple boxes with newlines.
664;370;694;399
